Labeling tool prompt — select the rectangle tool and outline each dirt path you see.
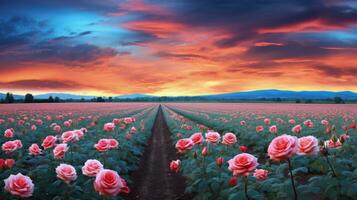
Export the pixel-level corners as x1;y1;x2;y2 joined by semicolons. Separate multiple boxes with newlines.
125;106;188;200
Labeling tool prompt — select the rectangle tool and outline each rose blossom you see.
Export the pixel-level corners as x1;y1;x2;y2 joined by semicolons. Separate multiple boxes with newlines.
240;121;246;126
56;164;77;183
103;123;115;132
95;139;110;152
175;138;194;153
130;127;137;134
253;169;268;180
324;139;342;149
205;132;221;144
291;125;302;134
61;131;78;143
82;159;103;177
169;160;180;173
14;140;22;149
42;135;57;149
264;118;271;125
297;136;319;156
321;120;329;126
2;141;18;153
94;169;129;196
304;119;314;128
53;125;61;133
269;125;278;134
53;144;69;159
228;153;258;176
268;134;298;161
222;132;237;145
4;173;34;198
5;159;15;168
288;119;296;125
190;132;203;145
256;126;264;133
4;128;14;138
29;143;42;156
108;139;119;149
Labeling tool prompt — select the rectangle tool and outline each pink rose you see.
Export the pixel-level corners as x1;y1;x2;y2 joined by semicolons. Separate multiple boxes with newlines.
61;131;78;143
253;169;268;180
4;129;14;138
4;173;34;198
222;132;237;145
64;121;71;127
291;125;302;134
82;159;103;177
303;119;314;128
190;132;203;145
108;139;119;149
73;129;84;139
256;126;264;133
53;143;69;159
95;139;110;152
29;143;42;156
321;120;328;126
112;118;121;125
169;160;180;173
56;164;77;183
297;136;319;156
103;123;115;132
175;138;194;153
268;134;297;161
288;119;296;125
205;132;221;144
31;125;37;131
42;135;57;149
228;153;258;176
94;169;129;196
264;118;271;125
14;140;22;149
53;125;61;133
324;139;342;149
2;141;18;153
130;127;137;134
269;125;278;134
240;121;246;126
5;159;15;168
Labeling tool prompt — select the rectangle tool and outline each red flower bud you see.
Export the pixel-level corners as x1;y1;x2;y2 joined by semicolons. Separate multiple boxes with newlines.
228;176;238;187
216;157;224;167
239;145;248;153
202;147;208;156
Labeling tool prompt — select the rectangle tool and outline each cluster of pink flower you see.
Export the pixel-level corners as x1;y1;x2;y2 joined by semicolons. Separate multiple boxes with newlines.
3;159;129;198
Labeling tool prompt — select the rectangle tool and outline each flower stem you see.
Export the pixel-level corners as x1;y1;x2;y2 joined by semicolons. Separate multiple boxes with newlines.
244;176;250;200
324;155;337;177
287;159;298;200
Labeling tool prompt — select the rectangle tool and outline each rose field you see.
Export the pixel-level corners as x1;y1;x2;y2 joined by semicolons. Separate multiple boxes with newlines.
0;103;356;200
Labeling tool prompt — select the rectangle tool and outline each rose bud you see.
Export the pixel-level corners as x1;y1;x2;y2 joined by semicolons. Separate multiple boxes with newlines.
201;146;208;156
239;145;248;153
320;146;328;156
193;151;198;159
216;157;224;167
228;176;238;187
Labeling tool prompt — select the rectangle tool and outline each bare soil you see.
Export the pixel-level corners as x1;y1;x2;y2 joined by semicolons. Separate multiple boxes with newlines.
124;106;189;200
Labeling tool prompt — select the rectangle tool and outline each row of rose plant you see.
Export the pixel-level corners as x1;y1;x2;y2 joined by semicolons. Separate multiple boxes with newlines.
163;105;356;200
0;105;158;199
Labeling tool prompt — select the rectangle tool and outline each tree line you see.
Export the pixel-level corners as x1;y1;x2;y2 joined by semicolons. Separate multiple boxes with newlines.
0;92;350;104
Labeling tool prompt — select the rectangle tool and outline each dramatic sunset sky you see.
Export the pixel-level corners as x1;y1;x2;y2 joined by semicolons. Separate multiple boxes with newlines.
0;0;357;96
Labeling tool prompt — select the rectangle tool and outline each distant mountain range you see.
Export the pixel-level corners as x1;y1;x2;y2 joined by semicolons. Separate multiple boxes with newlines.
0;90;356;100
202;90;357;100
